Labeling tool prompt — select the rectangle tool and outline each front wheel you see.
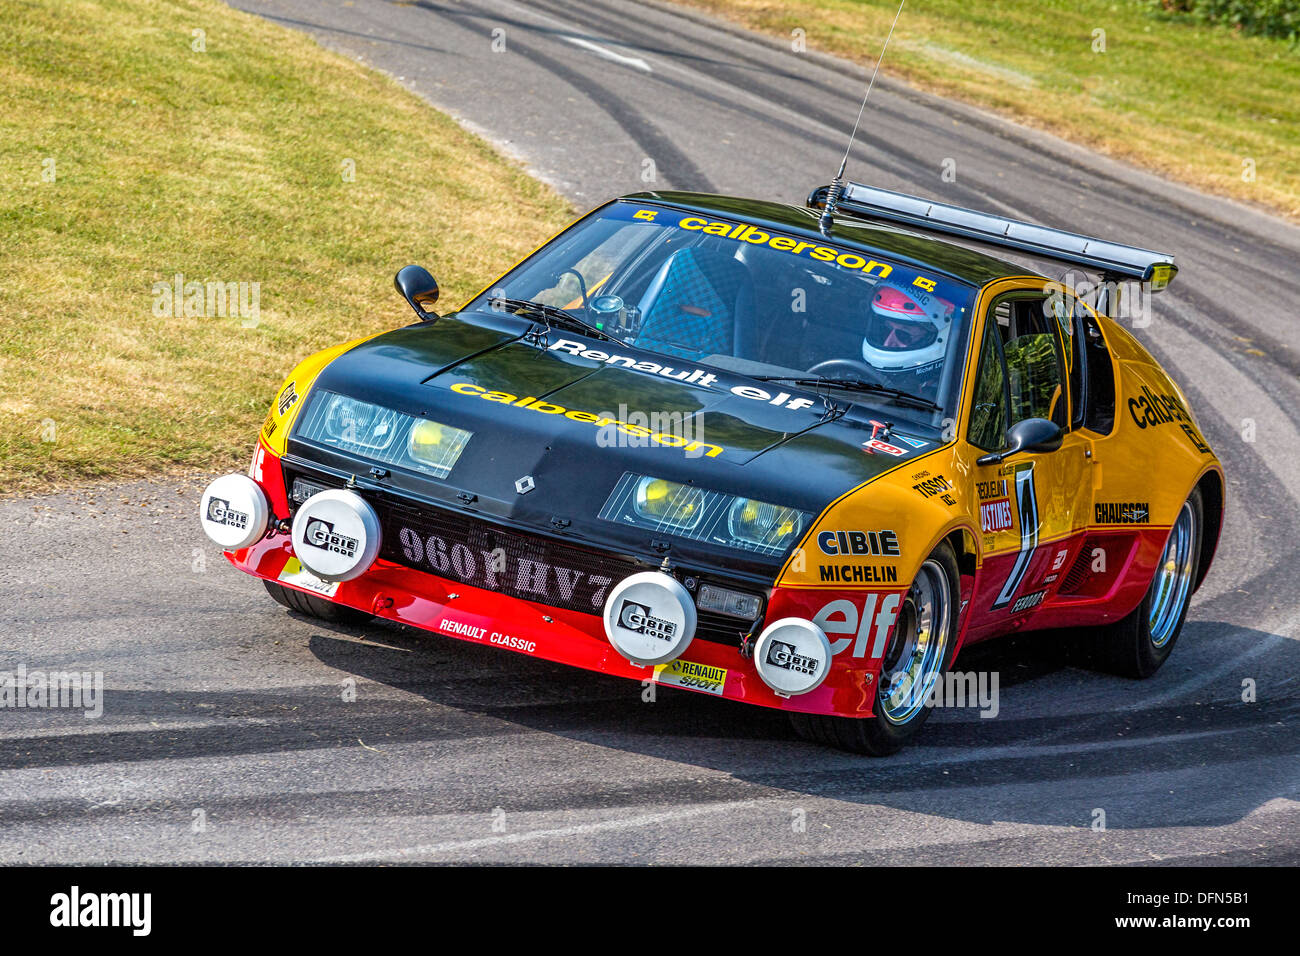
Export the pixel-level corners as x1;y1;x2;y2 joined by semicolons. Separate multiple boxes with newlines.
263;579;373;626
789;540;961;756
1097;487;1203;678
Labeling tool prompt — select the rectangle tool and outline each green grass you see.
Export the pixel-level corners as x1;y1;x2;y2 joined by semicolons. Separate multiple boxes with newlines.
680;0;1300;218
0;0;572;494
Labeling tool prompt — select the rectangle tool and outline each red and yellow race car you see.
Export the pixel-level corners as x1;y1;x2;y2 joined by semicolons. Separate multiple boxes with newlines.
199;181;1223;754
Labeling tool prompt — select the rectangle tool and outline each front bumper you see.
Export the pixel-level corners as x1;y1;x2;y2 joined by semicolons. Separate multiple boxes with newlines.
224;441;894;718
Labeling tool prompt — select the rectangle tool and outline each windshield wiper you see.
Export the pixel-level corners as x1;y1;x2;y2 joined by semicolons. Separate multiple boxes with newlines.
486;297;615;341
753;375;941;412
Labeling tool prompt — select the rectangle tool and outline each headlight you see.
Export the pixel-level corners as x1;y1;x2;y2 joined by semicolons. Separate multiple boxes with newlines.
406;418;473;477
633;477;708;531
295;390;472;480
599;473;811;556
321;394;400;452
727;497;804;551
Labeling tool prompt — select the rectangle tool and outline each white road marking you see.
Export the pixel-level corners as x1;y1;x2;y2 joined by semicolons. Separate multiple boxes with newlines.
314;798;760;862
562;36;652;73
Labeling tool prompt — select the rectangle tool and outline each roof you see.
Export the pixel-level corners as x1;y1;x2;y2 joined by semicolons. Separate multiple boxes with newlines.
622;190;1037;287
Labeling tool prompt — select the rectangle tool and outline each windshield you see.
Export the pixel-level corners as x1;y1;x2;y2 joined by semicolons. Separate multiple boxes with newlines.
462;200;978;425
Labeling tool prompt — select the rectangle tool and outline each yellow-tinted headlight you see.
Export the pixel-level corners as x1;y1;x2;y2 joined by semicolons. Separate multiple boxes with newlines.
727;497;803;549
405;418;472;478
633;476;707;531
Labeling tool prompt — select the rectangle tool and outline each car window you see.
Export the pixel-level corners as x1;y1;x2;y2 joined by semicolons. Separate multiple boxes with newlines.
967;323;1008;451
968;294;1069;449
1078;305;1116;434
1005;333;1064;425
463;201;979;427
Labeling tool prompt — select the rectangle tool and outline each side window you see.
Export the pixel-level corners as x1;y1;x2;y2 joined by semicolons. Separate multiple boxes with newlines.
1080;307;1116;434
1004;332;1066;427
967;322;1009;451
968;294;1069;449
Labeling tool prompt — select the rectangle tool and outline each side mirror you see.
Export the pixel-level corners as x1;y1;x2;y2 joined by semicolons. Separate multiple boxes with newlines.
394;265;440;321
976;417;1063;467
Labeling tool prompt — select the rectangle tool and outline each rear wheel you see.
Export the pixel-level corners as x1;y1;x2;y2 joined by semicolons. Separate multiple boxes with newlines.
263;579;373;626
790;540;960;756
1098;487;1202;678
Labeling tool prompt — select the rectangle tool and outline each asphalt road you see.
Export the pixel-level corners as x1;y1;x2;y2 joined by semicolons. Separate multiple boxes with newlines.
3;0;1299;865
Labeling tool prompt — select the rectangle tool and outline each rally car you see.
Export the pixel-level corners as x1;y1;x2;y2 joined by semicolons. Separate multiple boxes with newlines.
199;181;1223;755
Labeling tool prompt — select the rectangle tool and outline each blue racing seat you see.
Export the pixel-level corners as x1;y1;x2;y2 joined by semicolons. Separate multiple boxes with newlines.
634;247;756;360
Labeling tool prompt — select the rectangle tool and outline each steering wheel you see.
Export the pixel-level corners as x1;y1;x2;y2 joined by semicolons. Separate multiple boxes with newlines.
805;358;889;386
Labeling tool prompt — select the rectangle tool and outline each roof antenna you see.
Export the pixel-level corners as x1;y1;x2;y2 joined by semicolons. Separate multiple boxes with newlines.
819;0;906;237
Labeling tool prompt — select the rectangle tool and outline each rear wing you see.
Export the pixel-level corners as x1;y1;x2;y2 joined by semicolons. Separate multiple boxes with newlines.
807;182;1177;292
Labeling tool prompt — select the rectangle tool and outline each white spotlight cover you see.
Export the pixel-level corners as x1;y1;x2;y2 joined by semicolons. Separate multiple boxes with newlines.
290;489;382;582
199;473;270;551
754;618;833;697
603;571;697;666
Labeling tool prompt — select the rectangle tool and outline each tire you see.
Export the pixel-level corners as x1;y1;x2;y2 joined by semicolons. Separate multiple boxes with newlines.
789;540;961;756
263;579;373;626
1097;486;1203;679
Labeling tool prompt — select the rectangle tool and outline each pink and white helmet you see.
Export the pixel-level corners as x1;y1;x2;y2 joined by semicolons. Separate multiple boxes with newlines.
861;282;955;376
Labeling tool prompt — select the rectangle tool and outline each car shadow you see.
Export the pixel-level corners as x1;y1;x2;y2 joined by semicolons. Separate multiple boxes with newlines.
298;612;1300;830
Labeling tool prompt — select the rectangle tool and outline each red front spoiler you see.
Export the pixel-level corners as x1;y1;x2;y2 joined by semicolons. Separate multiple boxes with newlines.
230;533;902;717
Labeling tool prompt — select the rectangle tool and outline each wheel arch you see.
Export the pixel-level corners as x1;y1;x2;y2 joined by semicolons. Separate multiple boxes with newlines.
1192;467;1224;593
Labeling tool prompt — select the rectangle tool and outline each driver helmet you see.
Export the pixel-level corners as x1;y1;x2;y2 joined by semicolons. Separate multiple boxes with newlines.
861;281;955;379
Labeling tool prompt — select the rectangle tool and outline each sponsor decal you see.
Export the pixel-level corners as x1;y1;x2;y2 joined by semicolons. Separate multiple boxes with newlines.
653;658;727;696
676;214;921;284
546;340;820;413
1180;421;1211;454
205;497;249;530
812;594;903;659
277;380;298;416
863;438;906;456
819;564;900;584
397;526;613;608
436;617;538;654
278;556;339;597
1010;589;1047;614
1095;501;1150;524
1127;385;1189;429
895;434;929;448
617;600;678;641
439;618;487;640
490;632;537;654
976;478;1008;501
912;474;954;500
765;639;819;676
816;529;900;557
449;382;724;458
302;517;359;557
980;497;1014;533
993;463;1039;610
1128;384;1211;451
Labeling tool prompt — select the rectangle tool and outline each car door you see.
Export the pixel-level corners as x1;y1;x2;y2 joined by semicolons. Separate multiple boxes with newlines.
963;288;1092;634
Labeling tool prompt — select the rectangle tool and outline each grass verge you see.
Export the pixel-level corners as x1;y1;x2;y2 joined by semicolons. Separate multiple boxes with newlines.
0;0;571;494
674;0;1300;219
